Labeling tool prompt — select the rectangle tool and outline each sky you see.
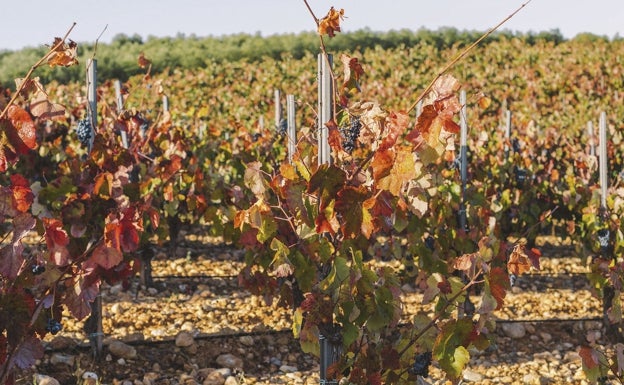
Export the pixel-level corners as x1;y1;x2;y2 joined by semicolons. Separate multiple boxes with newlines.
1;0;623;51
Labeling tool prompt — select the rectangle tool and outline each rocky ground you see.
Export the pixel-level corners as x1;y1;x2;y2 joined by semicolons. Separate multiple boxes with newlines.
17;235;617;385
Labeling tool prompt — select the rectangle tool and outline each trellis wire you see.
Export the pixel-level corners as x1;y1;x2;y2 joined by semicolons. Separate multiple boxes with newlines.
287;94;296;164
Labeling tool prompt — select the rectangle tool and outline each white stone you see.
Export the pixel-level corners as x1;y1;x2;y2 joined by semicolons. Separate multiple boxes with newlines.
462;369;483;382
33;374;60;385
540;332;552;343
175;331;195;347
216;353;243;369
522;373;541;385
202;371;225;385
49;353;75;366
501;323;526;339
279;365;298;373
239;335;254;346
108;340;137;359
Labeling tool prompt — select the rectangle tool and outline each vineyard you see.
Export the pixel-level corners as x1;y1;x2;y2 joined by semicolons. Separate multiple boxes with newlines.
1;4;624;385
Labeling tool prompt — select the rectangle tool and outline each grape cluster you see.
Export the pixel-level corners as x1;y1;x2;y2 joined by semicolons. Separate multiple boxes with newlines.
512;138;521;153
509;273;517;287
339;116;361;154
408;351;432;377
75;118;93;146
31;264;46;275
46;318;62;335
276;118;287;136
424;235;435;251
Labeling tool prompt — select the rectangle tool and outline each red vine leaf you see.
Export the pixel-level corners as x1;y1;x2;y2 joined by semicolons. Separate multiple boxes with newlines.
367;372;382;385
340;54;364;102
526;247;541;270
379;111;409;152
7;105;37;152
44;218;70;266
138;52;152;69
317;7;344;37
10;175;34;213
579;346;600;370
326;119;344;154
486;267;510;310
91;244;123;270
334;186;372;238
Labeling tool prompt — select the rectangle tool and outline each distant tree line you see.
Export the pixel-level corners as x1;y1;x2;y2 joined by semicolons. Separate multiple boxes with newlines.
0;27;613;88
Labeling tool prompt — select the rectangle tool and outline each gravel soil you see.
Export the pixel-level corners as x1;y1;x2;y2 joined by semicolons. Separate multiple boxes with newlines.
15;235;619;385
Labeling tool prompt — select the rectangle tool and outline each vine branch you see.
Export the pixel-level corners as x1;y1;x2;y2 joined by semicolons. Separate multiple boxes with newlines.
407;0;532;114
0;22;77;120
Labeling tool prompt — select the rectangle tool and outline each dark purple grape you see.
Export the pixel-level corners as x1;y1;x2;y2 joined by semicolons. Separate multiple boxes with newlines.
339;116;361;154
424;235;435;251
75;118;93;146
46;318;62;335
31;264;46;275
408;351;432;377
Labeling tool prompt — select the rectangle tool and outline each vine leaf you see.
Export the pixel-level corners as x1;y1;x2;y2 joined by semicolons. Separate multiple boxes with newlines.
317;7;344;37
44;218;70;266
46;38;78;67
433;318;473;379
7;105;37;152
10;174;34;213
334;186;373;238
65;273;100;320
374;148;416;196
379;111;409;152
481;267;509;312
244;161;267;198
340;54;364;104
91;244;123;270
579;346;607;382
507;244;533;275
138;52;152;69
17;78;66;120
13;336;44;369
406;74;461;156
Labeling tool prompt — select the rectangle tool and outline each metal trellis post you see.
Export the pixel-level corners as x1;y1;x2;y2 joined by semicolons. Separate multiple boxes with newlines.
86;58;103;358
114;79;129;149
318;53;333;166
287;94;296;164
